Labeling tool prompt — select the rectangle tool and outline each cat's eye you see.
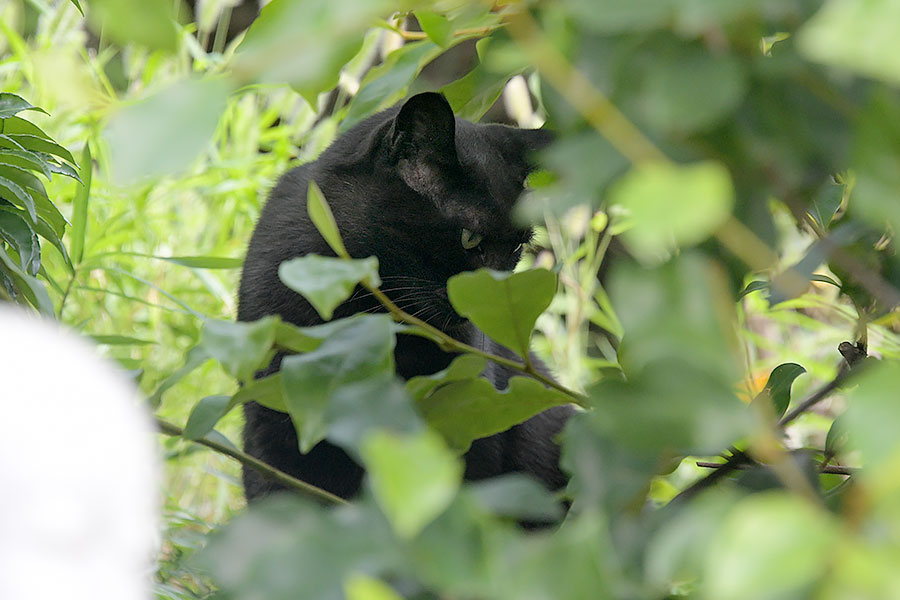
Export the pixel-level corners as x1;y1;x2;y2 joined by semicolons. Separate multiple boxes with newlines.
461;228;483;250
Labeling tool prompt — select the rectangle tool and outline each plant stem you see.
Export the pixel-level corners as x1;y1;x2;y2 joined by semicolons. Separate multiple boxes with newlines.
155;418;348;506
362;281;590;408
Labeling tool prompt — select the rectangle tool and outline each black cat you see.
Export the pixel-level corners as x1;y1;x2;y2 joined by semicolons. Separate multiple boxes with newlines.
238;92;573;502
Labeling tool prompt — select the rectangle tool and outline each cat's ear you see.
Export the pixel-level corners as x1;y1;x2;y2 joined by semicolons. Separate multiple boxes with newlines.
390;92;458;165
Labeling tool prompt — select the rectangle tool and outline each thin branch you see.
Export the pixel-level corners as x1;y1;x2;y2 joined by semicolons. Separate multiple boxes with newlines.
696;460;858;476
155;418;348;506
361;281;590;408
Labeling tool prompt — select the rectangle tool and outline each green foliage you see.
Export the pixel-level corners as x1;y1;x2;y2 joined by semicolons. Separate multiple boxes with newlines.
5;0;900;598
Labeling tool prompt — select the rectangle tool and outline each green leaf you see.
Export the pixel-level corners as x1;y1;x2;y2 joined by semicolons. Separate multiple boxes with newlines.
809;180;845;230
0;94;48;119
750;363;807;419
70;143;91;264
306;180;348;258
447;268;556;359
232;373;287;413
69;0;84;16
798;0;900;86
149;345;211;407
416;10;452;47
361;429;463;539
609;161;734;263
417;376;570;452
157;255;243;269
183;395;233;441
704;492;838;600
281;315;395;452
86;0;177;52
0;148;52;178
0;174;36;222
103;78;232;183
199;317;279;382
738;279;770;299
406;354;487;401
0;209;39;275
440;62;520;122
279;254;380;320
0;243;53;315
1;163;47;200
7;134;76;166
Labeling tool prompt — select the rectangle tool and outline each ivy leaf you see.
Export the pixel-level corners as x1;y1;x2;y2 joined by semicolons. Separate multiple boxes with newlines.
199;317;279;382
448;268;556;359
417;376;570;452
406;354;487;401
279;254;380;320
281;315;395;453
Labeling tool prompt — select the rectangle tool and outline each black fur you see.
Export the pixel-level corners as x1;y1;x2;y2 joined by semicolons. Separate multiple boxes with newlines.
238;92;573;502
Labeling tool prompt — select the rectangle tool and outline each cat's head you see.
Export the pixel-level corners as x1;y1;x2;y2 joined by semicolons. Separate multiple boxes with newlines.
324;92;553;331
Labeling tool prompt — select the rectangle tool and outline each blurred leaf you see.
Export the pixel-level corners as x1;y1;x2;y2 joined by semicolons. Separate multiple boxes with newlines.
104;78;231;183
307;180;348;258
750;362;807;419
158;255;242;269
516;132;628;222
281;315;395;453
70;143;90;265
344;574;404;600
183;395;232;441
843;361;900;469
611;252;740;378
234;0;394;104
468;474;564;522
738;279;770;299
326;374;423;458
87;0;177;52
342;40;442;131
624;42;747;134
610;161;734;262
590;359;751;457
0;93;48;119
448;268;556;359
418;375;570;453
704;492;838;600
798;0;900;86
199;317;278;382
279;254;380;320
825;414;848;456
195;496;401;600
362;429;463;539
849;89;900;235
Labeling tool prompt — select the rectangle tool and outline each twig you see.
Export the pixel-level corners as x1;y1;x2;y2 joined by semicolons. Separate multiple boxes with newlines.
362;282;590;408
155;418;348;506
696;461;858;476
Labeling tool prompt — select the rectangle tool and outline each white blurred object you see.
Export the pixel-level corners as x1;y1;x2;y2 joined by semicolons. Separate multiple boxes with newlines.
0;306;159;600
